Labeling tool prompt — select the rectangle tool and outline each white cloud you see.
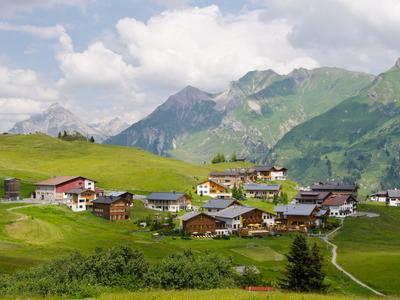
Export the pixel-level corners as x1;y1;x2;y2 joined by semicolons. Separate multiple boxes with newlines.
116;5;319;92
0;65;59;131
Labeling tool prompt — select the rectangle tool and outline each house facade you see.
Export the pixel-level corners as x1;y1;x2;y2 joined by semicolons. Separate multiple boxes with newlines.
209;169;255;188
66;188;96;212
253;166;288;181
213;206;275;233
274;204;327;231
243;183;281;199
181;212;228;236
196;179;231;198
388;190;400;207
146;192;192;212
92;193;132;221
322;194;357;217
369;191;388;203
35;176;96;201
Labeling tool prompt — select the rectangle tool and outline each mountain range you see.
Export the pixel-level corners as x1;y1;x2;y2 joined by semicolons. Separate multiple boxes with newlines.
267;58;400;193
105;67;374;163
9;103;129;142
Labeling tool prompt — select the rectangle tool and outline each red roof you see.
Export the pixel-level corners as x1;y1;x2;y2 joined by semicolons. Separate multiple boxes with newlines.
35;176;94;186
322;194;356;206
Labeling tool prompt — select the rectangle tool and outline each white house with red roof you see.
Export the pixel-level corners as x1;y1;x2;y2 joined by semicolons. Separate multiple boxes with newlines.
322;194;357;217
35;176;96;202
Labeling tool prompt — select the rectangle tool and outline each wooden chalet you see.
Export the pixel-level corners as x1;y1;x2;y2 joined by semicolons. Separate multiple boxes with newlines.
243;183;281;199
201;198;242;213
146;192;192;212
92;192;133;221
66;188;97;212
253;166;288;181
294;191;331;205
196;179;231;198
181;212;226;235
208;169;256;188
274;204;328;232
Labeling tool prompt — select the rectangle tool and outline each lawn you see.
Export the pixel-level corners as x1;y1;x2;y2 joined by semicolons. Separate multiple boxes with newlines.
0;203;376;298
96;289;390;300
333;204;400;296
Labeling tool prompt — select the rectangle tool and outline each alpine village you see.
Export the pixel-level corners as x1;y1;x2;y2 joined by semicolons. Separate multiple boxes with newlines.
2;2;400;298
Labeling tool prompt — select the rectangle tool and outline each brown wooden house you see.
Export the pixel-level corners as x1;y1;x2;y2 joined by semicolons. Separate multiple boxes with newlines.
181;212;226;235
274;204;328;231
92;193;133;221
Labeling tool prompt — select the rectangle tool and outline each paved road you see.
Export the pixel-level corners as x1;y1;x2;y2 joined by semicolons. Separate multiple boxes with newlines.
321;221;385;297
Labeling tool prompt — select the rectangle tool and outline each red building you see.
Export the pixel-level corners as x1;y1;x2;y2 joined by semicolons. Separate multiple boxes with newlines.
35;176;96;201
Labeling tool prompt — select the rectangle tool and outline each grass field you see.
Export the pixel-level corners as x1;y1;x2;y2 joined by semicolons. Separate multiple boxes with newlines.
0;202;376;298
0;134;251;194
333;204;400;296
97;289;396;300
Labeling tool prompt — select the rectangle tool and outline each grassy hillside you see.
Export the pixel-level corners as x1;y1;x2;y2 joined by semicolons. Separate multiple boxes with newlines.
0;203;375;297
169;67;374;163
0;134;251;194
268;60;400;194
333;204;400;295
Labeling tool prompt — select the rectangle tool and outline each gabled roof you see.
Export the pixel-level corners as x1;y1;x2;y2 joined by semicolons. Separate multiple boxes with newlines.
92;195;128;205
244;183;281;191
202;199;241;209
370;191;387;197
181;211;216;221
197;179;228;189
213;205;257;219
147;192;186;201
322;194;357;206
107;191;133;197
295;191;331;201
388;189;400;198
274;204;316;216
66;188;94;194
36;176;95;186
310;182;357;191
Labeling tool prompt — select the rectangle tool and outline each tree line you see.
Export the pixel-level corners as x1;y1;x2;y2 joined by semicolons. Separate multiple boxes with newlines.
57;131;95;143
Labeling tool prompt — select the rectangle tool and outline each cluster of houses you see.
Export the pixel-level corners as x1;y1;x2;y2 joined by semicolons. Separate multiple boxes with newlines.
197;165;287;199
7;164;399;237
181;181;359;237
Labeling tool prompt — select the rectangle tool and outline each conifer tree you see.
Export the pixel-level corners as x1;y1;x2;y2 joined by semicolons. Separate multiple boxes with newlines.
279;235;326;292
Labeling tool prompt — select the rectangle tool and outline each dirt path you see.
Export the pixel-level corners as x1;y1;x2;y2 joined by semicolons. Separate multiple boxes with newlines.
321;220;386;297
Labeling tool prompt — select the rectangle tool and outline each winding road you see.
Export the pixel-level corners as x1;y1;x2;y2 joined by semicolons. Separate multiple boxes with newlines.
321;220;386;297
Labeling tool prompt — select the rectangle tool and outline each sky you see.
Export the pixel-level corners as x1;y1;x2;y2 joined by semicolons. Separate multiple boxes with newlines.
1;0;400;132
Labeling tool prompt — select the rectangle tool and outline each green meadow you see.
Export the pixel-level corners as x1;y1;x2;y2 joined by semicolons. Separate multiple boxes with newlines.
0;134;251;194
333;204;400;295
0;202;379;298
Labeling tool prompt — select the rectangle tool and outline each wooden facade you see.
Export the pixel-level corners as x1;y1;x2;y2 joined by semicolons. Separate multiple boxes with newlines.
241;209;264;227
182;213;218;234
4;178;20;200
92;193;132;221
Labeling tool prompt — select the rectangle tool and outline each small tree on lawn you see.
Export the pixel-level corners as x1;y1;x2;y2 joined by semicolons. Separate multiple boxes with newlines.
89;136;95;143
279;235;326;292
230;152;237;162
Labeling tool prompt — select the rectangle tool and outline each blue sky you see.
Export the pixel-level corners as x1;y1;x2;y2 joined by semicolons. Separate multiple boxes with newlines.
1;0;400;132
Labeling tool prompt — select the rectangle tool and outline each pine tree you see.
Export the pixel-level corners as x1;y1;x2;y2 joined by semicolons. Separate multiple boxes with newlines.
57;132;62;139
308;243;327;292
230;152;237;162
89;136;95;143
279;235;327;292
279;235;312;291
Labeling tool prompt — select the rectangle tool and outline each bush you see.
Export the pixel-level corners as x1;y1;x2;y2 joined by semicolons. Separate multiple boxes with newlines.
235;266;266;288
152;250;235;289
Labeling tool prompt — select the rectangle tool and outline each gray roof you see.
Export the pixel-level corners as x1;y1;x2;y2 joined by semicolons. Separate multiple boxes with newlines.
202;199;238;209
310;182;357;191
147;192;186;201
181;211;205;221
244;183;281;191
274;204;316;216
107;191;133;197
92;195;126;204
214;205;256;219
66;188;92;194
388;189;400;198
370;191;387;197
316;209;329;217
295;191;331;201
